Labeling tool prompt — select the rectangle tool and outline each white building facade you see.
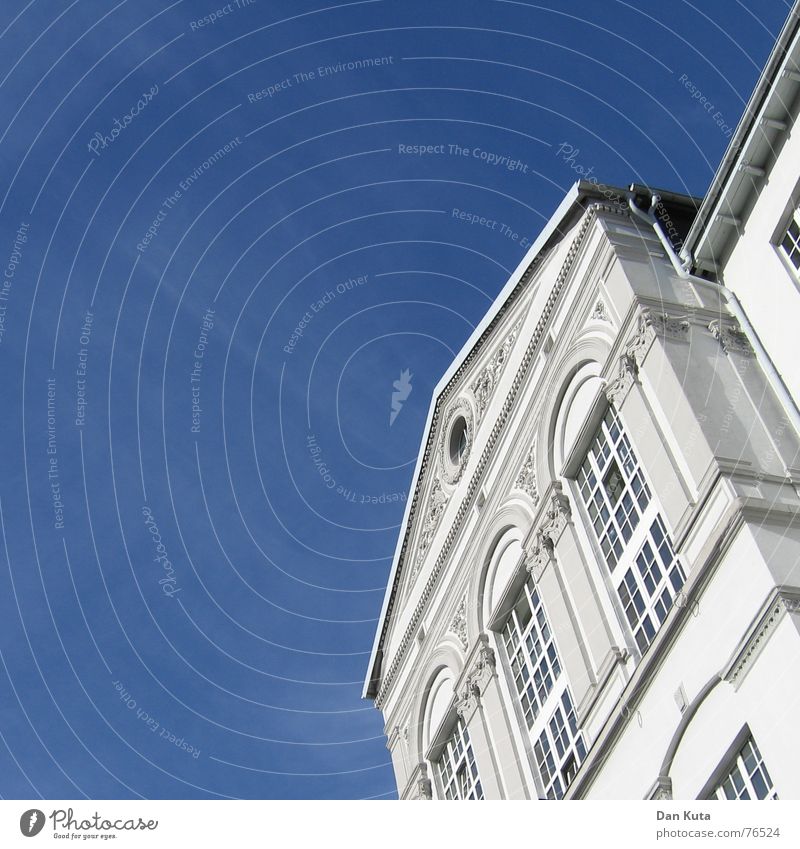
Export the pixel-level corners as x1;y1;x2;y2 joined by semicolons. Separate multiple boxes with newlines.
364;6;800;801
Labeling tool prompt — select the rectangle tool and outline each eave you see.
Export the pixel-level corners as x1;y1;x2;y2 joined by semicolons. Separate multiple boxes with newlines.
683;1;800;274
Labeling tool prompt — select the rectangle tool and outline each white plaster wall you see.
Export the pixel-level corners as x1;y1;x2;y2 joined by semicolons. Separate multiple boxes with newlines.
584;523;797;799
722;112;800;403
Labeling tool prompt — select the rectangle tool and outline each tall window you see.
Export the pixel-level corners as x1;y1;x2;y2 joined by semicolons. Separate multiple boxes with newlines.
712;736;778;800
780;208;800;271
534;690;587;800
577;407;685;654
436;718;484;800
501;576;586;799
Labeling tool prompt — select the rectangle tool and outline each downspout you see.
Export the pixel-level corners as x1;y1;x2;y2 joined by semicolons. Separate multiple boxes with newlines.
626;191;800;438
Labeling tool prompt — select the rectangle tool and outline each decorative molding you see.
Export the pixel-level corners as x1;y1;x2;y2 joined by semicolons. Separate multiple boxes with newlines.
374;202;629;709
630;310;691;363
605;352;638;407
449;597;468;652
469;642;497;695
416;763;433;800
525;487;572;581
439;397;474;486
471;318;523;420
626;310;658;367
539;486;572;543
408;475;448;585
514;440;540;505
725;591;800;689
653;311;691;342
606;309;690;408
591;299;610;323
455;683;480;721
708;319;753;356
457;642;497;720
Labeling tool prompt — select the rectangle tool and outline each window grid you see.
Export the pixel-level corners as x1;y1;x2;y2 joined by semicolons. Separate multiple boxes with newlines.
577;407;651;570
501;581;586;798
780;212;800;271
436;719;484;800
533;689;587;800
578;406;685;655
618;516;686;654
502;577;562;728
713;736;778;800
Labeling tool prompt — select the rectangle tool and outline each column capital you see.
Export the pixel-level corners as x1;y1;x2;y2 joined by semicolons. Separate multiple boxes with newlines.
456;635;497;720
524;485;571;580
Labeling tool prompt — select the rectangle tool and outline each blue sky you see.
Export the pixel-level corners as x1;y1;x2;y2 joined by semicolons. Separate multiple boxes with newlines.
0;0;789;799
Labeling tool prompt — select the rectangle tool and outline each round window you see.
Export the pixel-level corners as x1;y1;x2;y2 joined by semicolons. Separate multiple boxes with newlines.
449;415;469;466
440;399;474;484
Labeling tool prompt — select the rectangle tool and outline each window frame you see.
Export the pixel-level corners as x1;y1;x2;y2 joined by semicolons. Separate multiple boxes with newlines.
433;716;485;800
701;730;778;801
777;203;800;278
497;576;587;799
771;191;800;291
573;405;686;659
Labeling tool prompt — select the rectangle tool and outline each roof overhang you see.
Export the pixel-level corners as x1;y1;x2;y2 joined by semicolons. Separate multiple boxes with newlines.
684;1;800;273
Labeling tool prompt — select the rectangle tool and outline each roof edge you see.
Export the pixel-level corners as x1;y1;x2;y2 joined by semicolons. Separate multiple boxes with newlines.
683;1;800;261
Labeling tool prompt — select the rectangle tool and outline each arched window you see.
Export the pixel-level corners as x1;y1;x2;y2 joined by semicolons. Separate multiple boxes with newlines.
483;528;524;626
436;719;484;800
576;405;685;654
499;574;586;799
424;668;454;754
423;668;484;800
554;362;604;472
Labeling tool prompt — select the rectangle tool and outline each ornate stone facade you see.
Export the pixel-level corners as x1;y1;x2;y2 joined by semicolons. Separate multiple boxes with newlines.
449;598;468;651
457;643;497;719
605;309;689;407
367;90;800;803
525;487;572;581
409;475;448;584
514;440;540;505
605;352;638;407
708;319;753;356
591;298;611;323
471;318;522;420
438;398;474;485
